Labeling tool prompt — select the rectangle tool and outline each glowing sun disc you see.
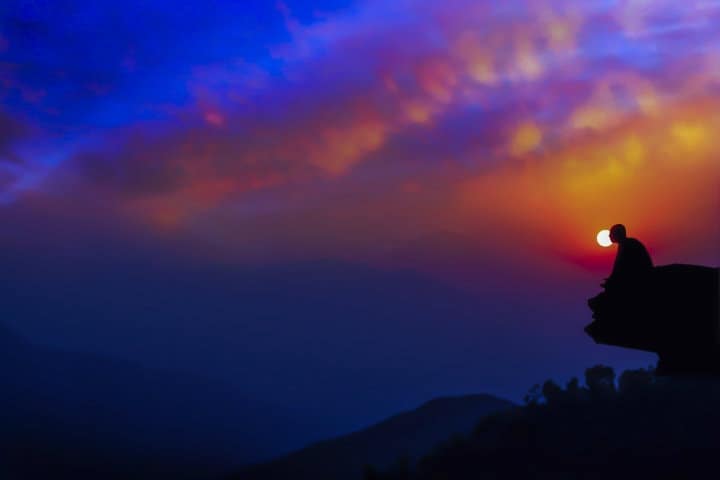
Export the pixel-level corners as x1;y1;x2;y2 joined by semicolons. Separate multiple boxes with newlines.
597;229;612;247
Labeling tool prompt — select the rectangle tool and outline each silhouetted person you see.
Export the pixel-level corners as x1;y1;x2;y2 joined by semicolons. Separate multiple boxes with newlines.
587;224;720;375
602;224;653;291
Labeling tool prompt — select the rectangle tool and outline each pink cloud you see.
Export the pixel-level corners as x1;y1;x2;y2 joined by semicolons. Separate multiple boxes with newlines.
14;0;714;255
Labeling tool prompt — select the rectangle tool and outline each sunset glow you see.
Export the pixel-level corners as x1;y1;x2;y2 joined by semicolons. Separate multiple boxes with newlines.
0;0;716;273
1;1;718;458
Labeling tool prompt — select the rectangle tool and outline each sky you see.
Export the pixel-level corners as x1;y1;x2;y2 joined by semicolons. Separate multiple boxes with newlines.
1;0;719;451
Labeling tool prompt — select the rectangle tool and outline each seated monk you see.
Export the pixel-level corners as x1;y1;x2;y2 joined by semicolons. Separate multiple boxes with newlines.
601;224;653;291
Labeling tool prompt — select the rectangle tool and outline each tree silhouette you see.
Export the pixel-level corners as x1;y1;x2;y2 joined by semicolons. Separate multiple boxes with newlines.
372;365;720;480
584;364;616;398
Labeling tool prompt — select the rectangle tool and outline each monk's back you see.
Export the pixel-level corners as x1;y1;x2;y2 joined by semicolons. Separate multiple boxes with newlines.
619;237;653;273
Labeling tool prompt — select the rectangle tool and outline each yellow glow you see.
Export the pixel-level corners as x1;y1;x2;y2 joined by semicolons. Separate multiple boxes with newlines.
511;122;542;156
570;106;614;130
623;136;645;166
468;55;497;85
313;122;387;175
404;101;433;125
454;31;497;86
672;122;708;151
458;94;720;262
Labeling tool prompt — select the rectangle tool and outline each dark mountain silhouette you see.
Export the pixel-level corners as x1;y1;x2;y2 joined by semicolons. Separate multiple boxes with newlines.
0;323;297;480
372;365;720;480
587;263;720;374
232;394;514;480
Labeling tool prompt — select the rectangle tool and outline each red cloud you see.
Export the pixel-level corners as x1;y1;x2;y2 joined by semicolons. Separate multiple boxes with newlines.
24;0;718;246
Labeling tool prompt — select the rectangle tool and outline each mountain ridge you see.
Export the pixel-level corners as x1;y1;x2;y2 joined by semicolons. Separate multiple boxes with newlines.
233;393;514;480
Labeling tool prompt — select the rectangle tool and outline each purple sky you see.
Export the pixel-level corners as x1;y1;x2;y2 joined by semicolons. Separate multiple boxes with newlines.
1;0;719;447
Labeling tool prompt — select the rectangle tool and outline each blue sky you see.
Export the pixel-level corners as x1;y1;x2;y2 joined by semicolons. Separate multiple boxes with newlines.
1;0;718;452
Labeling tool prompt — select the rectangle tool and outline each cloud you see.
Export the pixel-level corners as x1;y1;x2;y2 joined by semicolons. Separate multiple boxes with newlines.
0;168;17;192
0;109;26;164
0;0;717;257
457;93;720;270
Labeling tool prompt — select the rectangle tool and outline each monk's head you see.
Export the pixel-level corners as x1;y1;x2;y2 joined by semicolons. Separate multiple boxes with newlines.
609;224;627;244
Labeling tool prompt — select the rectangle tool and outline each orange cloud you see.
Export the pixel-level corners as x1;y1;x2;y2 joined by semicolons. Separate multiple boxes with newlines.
24;0;718;251
310;120;387;175
459;94;720;268
511;122;543;156
569;73;660;131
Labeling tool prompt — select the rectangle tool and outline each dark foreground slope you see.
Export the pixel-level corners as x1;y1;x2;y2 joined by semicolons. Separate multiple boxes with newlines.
0;323;293;480
234;395;514;480
373;365;720;480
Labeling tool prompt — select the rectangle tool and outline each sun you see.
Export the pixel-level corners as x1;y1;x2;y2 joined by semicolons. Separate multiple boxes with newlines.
596;229;612;247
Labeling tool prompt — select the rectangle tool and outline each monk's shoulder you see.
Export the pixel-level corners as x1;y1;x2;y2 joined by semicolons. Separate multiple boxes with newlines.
626;237;646;249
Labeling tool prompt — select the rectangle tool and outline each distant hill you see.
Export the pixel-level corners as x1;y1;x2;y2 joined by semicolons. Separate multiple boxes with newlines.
2;251;524;435
233;394;514;480
0;323;295;480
